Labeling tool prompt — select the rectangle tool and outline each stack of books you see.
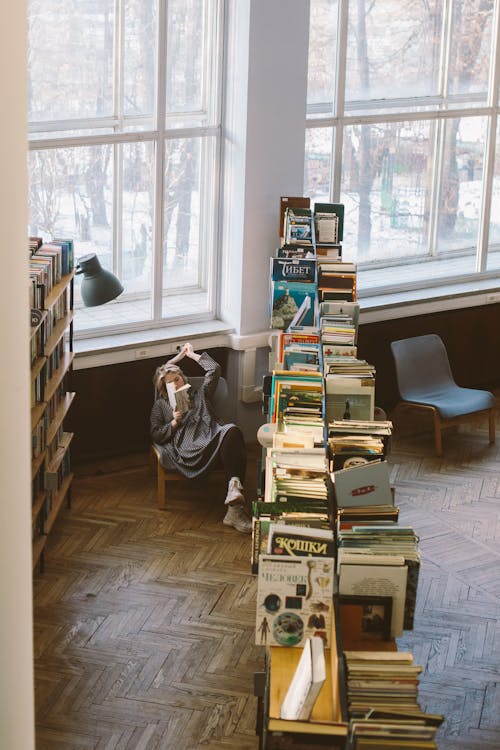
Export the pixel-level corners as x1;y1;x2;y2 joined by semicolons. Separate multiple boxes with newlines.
333;459;399;529
269;369;324;442
313;202;344;259
337;525;421;631
328;419;393;471
345;651;443;748
317;260;356;303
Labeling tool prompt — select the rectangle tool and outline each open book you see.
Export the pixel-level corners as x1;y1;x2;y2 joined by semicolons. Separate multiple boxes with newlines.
166;381;191;414
280;636;326;720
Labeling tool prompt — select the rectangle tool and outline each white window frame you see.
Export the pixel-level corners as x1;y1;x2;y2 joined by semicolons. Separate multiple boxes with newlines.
28;0;225;341
305;0;500;301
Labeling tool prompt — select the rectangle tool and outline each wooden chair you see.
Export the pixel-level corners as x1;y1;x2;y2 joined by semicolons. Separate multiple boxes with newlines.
151;376;230;509
390;334;496;456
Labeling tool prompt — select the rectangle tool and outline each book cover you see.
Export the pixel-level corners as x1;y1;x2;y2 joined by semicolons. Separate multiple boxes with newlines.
270;280;317;330
256;554;334;647
166;382;191;413
325;375;375;422
338;557;408;637
271;258;317;284
334;460;393;508
280;636;326;720
267;523;335;558
314;203;345;242
283;343;320;372
284;207;314;245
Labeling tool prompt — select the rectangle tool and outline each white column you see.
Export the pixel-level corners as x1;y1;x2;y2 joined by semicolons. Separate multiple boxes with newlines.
0;2;35;749
220;0;310;336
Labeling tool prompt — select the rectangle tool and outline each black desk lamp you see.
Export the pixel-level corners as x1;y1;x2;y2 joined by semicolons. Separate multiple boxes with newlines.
75;253;124;307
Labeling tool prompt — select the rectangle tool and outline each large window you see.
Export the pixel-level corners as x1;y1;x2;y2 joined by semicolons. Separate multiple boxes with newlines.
306;0;499;297
28;0;223;336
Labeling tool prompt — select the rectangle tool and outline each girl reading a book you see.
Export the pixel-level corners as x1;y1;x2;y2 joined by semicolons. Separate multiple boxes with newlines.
150;342;251;533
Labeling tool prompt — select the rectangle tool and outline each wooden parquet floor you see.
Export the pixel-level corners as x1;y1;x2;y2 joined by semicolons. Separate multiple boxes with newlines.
33;420;500;750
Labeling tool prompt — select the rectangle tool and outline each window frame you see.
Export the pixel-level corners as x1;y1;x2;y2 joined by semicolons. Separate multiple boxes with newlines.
305;0;500;300
28;0;225;341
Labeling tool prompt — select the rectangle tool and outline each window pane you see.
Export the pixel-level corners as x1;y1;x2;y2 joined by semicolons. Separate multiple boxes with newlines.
123;0;158;119
448;0;493;97
166;0;216;126
345;0;443;102
340;121;434;264
307;0;338;116
436;116;486;257
29;0;115;122
28;144;114;327
162;137;217;319
29;145;113;256
304;127;333;203
121;141;155;299
488;122;500;270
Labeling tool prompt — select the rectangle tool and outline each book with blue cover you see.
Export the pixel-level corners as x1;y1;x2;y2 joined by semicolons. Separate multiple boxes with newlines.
270;280;318;330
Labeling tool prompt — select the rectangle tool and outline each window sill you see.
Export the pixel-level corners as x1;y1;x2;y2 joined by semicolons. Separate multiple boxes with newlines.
73;280;500;369
359;278;500;323
73;320;236;370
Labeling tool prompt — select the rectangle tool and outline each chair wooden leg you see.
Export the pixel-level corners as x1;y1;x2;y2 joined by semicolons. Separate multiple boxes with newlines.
488;409;496;444
433;411;443;456
157;462;167;510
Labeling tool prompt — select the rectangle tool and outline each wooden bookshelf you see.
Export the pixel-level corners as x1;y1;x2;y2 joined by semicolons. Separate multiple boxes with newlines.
30;244;75;573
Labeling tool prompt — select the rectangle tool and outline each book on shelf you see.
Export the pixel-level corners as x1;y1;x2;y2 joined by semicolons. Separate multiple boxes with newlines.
269;370;323;424
283;207;314;246
279;196;311;239
313;202;344;243
338;554;408;637
271;257;317;284
264;447;329;508
281;417;325;445
251;512;331;574
328;419;393;437
270;327;321;370
277;243;316;259
320;300;359;331
283;343;320;372
35;244;62;285
166;382;191;414
328;420;393;468
280;635;327;721
273;431;315;450
337;504;399;529
323;343;358;359
315;242;342;259
270;279;317;330
255;554;335;647
325;374;375;422
344;652;443;745
267;523;335;557
337;525;420;630
333;460;393;508
318;261;356;301
50;238;75;275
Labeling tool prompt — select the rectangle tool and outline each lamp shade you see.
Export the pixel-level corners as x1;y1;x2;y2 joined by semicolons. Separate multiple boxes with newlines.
76;253;124;307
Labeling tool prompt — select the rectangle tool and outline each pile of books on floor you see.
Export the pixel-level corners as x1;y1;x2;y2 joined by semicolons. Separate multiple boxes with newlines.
345;651;443;749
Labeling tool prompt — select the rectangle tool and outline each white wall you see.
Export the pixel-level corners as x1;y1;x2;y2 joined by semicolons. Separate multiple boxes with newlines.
221;0;310;336
0;3;35;748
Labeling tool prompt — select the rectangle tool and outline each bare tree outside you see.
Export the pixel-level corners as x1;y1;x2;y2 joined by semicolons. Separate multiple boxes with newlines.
306;0;495;280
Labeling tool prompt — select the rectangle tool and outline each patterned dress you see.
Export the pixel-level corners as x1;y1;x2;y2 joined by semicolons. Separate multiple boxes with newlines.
150;352;234;478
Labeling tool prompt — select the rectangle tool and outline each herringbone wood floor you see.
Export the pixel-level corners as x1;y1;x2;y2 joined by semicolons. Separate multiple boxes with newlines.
34;417;500;750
